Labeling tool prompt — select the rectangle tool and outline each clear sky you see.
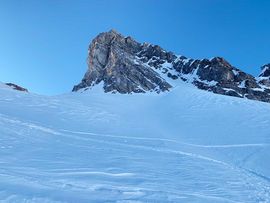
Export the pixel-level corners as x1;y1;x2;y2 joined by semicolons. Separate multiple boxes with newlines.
0;0;270;95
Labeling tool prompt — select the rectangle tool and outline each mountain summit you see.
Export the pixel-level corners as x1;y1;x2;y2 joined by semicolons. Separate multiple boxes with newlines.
72;29;171;93
73;30;270;103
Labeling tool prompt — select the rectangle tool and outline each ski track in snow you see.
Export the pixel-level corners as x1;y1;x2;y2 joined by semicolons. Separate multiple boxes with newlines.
61;129;270;149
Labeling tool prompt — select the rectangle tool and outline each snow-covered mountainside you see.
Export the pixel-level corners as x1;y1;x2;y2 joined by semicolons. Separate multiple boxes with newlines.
1;82;270;202
73;29;270;103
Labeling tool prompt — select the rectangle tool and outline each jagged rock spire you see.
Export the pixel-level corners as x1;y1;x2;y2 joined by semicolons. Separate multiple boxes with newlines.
73;30;171;93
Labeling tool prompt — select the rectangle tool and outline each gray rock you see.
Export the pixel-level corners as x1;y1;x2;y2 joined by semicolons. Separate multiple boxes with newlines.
73;29;171;93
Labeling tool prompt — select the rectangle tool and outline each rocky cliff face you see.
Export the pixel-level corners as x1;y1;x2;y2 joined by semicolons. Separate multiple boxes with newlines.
73;29;270;103
72;30;171;93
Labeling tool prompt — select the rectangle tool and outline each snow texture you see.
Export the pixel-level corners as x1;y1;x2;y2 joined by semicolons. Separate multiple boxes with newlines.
0;83;270;202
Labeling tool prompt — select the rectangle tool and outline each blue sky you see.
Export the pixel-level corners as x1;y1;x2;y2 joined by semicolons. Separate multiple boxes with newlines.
0;0;270;95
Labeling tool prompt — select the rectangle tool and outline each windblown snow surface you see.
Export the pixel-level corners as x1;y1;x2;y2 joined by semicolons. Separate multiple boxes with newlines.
0;82;270;203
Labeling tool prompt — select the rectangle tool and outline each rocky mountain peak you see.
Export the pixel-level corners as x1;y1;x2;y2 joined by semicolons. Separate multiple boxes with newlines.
210;57;231;67
258;64;270;87
73;30;270;103
259;64;270;78
73;30;171;93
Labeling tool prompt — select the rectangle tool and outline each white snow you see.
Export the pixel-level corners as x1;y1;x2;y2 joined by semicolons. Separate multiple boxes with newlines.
251;88;265;92
223;88;236;92
238;80;246;88
232;69;239;76
0;83;270;202
181;66;218;87
182;58;192;65
0;83;15;91
256;77;270;91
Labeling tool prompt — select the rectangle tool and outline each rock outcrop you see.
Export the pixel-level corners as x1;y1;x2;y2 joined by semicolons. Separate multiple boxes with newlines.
72;30;171;93
258;64;270;87
259;64;270;78
73;29;270;103
5;83;28;92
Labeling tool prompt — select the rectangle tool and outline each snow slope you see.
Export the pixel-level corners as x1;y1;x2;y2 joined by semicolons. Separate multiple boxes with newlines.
0;82;270;203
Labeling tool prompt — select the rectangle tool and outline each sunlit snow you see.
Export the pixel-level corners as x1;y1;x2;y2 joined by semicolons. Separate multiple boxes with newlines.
0;82;270;202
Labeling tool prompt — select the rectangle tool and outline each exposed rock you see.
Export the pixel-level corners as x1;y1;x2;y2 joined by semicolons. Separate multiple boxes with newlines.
73;29;270;103
258;64;270;87
72;29;171;93
259;64;270;77
5;83;28;92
